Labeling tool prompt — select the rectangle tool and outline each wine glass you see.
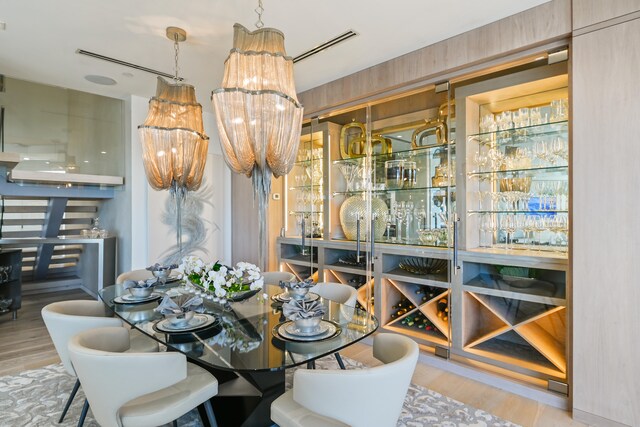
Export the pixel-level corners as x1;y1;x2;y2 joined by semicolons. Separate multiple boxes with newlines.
415;207;427;230
534;216;548;250
395;202;406;243
503;214;516;250
523;215;537;248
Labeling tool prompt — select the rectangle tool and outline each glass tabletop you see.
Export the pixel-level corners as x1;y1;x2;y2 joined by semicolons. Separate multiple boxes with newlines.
99;283;378;373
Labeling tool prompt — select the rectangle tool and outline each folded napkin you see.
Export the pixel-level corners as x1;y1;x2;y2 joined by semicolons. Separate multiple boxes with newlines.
279;278;315;290
154;295;205;316
123;278;158;289
146;263;178;272
282;298;326;320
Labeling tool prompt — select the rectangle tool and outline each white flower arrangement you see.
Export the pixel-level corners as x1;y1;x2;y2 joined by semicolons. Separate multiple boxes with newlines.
178;256;264;304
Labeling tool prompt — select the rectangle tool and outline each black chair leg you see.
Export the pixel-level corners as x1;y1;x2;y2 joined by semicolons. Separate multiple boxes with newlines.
307;360;316;369
59;378;81;423
77;399;89;427
172;421;178;427
203;400;218;427
334;352;346;370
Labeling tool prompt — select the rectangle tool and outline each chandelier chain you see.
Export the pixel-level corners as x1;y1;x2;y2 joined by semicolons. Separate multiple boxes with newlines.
173;36;180;81
255;0;264;28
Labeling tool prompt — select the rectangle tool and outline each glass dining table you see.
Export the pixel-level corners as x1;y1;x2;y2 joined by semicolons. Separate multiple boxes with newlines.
99;282;378;427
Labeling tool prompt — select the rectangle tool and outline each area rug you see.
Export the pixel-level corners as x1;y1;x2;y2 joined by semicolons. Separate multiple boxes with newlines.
0;356;520;427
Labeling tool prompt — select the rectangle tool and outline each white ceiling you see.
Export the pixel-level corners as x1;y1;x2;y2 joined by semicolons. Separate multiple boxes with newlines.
0;0;549;110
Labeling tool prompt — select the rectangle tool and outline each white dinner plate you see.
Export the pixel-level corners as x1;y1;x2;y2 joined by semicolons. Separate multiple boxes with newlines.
274;320;341;342
113;293;162;305
154;313;216;333
271;292;319;303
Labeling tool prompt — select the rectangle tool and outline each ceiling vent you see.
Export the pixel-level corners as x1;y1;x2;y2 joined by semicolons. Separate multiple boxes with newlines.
293;30;358;64
76;49;183;81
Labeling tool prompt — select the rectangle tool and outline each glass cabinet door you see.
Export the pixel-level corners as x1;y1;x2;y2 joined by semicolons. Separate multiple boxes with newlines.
322;87;455;354
454;60;570;388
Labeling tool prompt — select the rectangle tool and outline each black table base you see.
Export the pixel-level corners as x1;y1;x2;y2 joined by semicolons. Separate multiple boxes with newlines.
195;363;285;427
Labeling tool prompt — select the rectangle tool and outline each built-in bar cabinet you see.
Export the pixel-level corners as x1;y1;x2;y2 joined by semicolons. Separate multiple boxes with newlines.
277;53;570;399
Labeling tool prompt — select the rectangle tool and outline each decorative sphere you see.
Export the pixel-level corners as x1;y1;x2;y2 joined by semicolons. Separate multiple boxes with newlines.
339;196;388;240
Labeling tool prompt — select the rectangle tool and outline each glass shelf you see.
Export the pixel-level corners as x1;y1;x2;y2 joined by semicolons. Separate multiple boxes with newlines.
294;157;323;165
468;121;568;145
289;185;323;191
468;210;568;214
468;165;567;178
288;210;323;215
332;185;455;197
332;143;455;166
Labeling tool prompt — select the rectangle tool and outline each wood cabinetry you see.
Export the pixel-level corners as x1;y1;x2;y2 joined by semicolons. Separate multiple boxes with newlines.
572;15;640;427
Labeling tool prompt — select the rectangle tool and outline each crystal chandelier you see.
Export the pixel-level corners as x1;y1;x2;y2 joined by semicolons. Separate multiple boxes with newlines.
139;27;209;254
212;1;303;269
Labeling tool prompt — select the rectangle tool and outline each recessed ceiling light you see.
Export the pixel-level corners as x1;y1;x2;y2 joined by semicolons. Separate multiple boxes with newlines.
397;135;403;138
84;75;117;85
83;160;89;163
100;151;107;154
24;157;30;160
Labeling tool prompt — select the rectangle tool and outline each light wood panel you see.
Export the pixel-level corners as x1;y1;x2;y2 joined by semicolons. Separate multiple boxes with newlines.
573;0;640;30
230;165;284;271
298;0;571;116
572;16;640;427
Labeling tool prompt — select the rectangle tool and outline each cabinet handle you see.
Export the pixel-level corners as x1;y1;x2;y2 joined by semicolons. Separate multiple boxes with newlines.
453;214;461;275
356;217;361;263
371;218;375;264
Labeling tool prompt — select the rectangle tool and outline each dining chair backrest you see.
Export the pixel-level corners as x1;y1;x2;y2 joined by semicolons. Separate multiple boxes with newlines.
291;333;418;427
68;326;188;427
262;271;296;285
41;300;122;376
310;282;358;307
116;269;153;284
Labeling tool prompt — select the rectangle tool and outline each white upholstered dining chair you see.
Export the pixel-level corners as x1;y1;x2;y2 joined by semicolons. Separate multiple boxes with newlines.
309;282;359;369
271;333;419;427
68;326;219;427
262;271;296;285
41;300;158;426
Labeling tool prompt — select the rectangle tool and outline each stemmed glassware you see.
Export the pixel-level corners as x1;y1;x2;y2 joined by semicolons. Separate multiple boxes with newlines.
523;215;537;247
395;202;406;243
415;206;427;230
479;214;497;247
404;201;414;242
384;210;395;242
502;214;516;250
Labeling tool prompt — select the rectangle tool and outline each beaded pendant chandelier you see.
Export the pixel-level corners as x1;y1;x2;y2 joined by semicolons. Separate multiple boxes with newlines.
139;27;209;254
212;2;303;268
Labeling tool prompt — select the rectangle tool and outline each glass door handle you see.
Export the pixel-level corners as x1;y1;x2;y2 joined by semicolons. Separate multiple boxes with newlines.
453;214;461;275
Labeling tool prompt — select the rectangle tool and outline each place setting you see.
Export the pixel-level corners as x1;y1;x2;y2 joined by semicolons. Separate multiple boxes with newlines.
113;278;163;304
152;294;216;334
273;297;341;343
272;278;320;304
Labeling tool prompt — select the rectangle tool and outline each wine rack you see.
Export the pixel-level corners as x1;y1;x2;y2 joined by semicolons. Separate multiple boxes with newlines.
382;278;450;347
461;261;567;379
